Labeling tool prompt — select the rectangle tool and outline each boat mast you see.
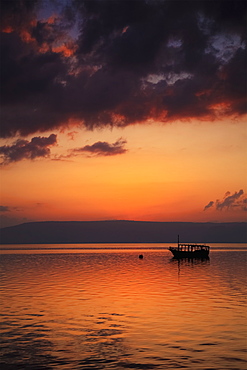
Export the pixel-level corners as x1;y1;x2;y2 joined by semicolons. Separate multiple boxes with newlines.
178;234;179;250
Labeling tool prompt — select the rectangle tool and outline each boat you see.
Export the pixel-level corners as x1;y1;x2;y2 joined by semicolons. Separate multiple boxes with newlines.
168;235;210;259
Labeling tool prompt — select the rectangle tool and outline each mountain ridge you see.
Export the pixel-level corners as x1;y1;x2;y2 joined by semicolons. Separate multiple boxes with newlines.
0;221;246;244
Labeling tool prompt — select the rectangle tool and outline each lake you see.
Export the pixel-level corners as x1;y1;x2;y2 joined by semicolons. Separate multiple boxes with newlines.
0;244;246;369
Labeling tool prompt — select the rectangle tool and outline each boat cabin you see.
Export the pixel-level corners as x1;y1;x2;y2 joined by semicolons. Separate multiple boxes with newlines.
177;243;210;253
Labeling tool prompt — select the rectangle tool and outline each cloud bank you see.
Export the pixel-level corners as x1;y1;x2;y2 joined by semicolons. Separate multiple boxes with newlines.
0;0;246;138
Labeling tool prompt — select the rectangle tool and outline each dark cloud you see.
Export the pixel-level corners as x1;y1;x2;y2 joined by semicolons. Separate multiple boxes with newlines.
0;205;10;212
0;0;246;138
204;190;247;212
0;134;57;164
70;138;127;157
0;0;38;32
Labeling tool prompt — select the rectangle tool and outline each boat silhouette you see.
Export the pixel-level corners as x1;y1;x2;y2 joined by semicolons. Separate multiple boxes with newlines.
168;235;210;259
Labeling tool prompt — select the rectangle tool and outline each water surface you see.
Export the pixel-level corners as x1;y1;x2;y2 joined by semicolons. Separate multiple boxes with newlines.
0;244;246;369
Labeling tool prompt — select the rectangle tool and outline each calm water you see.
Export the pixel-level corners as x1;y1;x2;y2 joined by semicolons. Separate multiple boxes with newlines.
0;244;246;370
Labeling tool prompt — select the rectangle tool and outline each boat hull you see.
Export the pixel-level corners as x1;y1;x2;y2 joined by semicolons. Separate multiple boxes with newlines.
169;247;209;259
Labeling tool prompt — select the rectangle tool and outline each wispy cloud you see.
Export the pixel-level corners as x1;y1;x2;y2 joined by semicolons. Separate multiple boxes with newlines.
67;131;78;141
0;204;28;228
0;134;57;164
216;189;244;210
203;201;214;211
204;189;247;212
69;138;128;157
0;214;30;228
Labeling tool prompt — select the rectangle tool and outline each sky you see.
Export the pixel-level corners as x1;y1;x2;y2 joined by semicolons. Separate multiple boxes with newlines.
0;0;246;228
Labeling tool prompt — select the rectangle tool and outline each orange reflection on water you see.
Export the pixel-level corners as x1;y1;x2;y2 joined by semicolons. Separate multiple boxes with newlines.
1;249;246;369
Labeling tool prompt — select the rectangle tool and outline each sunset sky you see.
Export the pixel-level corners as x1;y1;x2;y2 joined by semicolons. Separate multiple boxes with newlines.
0;0;246;228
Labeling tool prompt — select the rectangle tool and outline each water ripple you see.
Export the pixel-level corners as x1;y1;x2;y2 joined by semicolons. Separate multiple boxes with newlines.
0;247;246;369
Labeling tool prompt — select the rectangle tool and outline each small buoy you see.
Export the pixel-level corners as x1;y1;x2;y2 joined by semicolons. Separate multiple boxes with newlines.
139;254;143;259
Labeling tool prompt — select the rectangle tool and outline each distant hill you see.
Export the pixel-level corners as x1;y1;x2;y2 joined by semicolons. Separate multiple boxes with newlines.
0;221;246;244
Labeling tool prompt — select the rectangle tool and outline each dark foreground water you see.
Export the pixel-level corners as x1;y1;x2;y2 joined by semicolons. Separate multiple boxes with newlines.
0;244;246;370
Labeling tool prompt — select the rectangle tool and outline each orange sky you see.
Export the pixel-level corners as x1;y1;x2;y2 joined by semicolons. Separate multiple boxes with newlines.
1;118;246;227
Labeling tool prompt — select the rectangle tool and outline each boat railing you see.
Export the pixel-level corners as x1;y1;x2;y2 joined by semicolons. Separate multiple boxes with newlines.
177;244;210;252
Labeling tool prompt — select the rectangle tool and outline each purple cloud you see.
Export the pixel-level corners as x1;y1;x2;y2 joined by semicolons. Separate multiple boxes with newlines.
0;134;57;164
204;189;247;212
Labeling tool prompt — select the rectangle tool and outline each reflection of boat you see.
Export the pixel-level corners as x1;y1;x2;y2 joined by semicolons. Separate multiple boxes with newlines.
168;235;210;259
